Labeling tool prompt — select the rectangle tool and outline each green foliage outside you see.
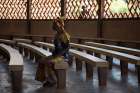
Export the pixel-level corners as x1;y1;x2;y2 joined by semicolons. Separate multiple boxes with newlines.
110;0;129;14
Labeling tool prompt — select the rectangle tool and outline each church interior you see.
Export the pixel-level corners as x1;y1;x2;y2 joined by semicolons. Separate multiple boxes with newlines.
0;0;140;93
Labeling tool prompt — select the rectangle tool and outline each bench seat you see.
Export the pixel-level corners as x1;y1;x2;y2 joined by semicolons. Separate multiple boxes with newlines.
0;39;15;46
85;42;140;56
0;44;23;92
17;42;68;88
70;43;140;86
34;41;108;86
13;38;32;44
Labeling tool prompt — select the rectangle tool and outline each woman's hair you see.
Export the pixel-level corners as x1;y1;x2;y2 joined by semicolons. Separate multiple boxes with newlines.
52;17;64;32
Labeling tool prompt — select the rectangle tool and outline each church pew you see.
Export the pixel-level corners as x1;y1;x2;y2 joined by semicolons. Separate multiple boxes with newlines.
85;42;140;56
34;41;109;86
16;42;68;89
70;43;140;86
0;44;23;92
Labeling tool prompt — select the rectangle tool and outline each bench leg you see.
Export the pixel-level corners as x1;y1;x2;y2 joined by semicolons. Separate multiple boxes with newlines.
136;65;140;86
11;70;23;93
85;63;93;80
18;47;23;54
55;69;66;89
86;50;93;55
94;53;100;58
67;55;74;66
98;67;107;86
106;56;113;70
75;58;82;71
78;48;83;51
120;60;128;76
30;51;35;60
24;49;29;57
35;54;41;63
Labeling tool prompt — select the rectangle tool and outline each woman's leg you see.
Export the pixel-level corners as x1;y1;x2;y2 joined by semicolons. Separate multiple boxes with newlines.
42;56;57;87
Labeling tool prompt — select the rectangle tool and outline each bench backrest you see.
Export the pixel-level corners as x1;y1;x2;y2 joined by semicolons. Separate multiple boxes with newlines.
34;41;108;67
85;42;140;57
0;44;23;71
70;43;140;65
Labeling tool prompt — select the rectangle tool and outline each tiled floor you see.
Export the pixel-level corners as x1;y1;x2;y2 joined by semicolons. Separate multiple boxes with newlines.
0;58;140;93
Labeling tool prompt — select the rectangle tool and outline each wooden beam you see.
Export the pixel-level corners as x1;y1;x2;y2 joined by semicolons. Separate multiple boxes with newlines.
27;0;31;34
61;0;66;17
97;0;103;38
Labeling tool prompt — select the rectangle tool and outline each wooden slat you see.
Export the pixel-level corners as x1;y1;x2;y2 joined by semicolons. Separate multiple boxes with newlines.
34;41;108;67
85;42;140;56
17;43;51;57
13;38;32;44
0;39;15;45
17;42;68;88
0;44;23;71
33;41;108;86
70;43;140;65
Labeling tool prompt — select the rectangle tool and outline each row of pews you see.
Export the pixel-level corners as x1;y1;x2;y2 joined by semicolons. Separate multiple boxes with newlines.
0;38;140;92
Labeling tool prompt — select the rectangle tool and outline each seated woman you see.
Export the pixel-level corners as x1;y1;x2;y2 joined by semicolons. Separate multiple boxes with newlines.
35;17;70;87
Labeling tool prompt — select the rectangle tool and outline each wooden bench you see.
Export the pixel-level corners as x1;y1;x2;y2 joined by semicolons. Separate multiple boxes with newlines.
85;42;140;56
34;41;109;86
70;43;140;86
0;44;23;92
0;39;15;47
17;42;68;89
13;38;32;44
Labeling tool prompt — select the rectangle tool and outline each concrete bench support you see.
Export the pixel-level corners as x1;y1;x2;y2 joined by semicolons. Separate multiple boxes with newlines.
10;70;23;93
85;63;94;80
106;56;113;70
55;62;68;89
86;50;93;55
136;65;140;86
24;49;29;58
55;69;66;89
98;67;108;86
94;53;100;58
120;60;128;76
75;58;82;71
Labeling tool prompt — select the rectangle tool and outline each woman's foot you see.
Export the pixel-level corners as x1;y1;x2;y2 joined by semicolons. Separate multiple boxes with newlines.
43;80;56;87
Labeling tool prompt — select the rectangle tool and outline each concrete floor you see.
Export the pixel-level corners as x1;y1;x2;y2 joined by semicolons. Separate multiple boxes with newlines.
0;58;140;93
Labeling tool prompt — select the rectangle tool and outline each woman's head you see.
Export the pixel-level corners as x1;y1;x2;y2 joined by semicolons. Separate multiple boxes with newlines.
52;17;64;33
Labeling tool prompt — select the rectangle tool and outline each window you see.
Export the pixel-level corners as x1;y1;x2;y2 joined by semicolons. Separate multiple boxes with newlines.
0;0;27;19
66;0;98;19
103;0;140;18
0;0;139;19
31;0;61;19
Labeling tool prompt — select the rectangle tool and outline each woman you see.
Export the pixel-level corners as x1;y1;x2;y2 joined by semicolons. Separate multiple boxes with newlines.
35;17;70;87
